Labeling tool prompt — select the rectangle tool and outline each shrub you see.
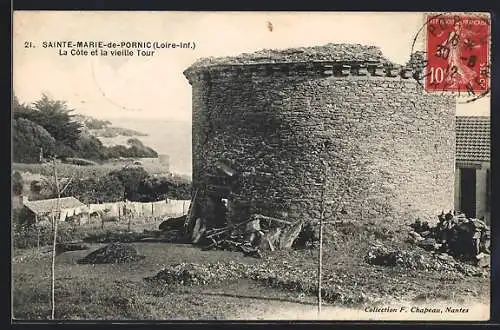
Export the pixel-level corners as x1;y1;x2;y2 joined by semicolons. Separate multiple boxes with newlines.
12;171;24;196
12;118;56;163
62;175;125;204
12;224;87;249
63;158;99;166
12;207;36;228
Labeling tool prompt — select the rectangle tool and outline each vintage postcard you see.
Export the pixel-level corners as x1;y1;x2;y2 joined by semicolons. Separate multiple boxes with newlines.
12;11;491;321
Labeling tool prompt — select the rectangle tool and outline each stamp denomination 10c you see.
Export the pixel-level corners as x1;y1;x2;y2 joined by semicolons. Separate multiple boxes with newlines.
425;13;490;95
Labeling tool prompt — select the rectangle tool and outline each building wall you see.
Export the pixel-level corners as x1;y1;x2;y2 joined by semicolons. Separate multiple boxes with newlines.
158;154;170;167
12;195;23;209
476;166;490;223
187;62;456;225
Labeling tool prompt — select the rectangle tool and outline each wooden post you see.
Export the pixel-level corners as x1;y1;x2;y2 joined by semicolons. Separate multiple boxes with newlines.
51;158;61;320
48;160;74;320
127;203;131;232
86;204;90;226
35;214;39;250
318;160;328;318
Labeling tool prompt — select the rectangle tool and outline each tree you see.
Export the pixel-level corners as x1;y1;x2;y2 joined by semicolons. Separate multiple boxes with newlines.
13;94;159;162
12;117;56;162
61;177;97;204
138;175;192;201
126;138;158;158
30;180;42;195
126;138;144;148
74;135;107;161
137;176;166;201
13;95;32;114
105;145;127;159
12;171;24;196
62;175;125;203
109;167;149;201
15;94;83;149
54;141;76;159
95;175;125;203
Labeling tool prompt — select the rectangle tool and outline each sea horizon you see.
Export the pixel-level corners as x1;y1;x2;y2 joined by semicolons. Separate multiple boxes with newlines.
102;117;192;176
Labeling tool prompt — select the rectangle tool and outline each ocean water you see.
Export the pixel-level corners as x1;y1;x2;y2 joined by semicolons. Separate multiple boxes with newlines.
103;118;192;176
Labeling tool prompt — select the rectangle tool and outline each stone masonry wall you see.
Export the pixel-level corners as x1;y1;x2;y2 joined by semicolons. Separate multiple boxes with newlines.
186;54;456;225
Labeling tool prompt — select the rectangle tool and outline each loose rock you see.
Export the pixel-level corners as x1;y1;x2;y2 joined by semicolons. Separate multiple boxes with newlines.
77;243;145;264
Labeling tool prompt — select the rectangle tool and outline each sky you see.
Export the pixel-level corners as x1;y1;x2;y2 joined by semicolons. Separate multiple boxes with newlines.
13;11;490;122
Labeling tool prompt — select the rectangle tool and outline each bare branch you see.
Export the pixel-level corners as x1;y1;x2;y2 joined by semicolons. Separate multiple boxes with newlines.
60;175;75;195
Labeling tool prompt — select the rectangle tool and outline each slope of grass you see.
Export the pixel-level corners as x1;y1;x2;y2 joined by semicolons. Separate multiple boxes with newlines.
13;162;172;178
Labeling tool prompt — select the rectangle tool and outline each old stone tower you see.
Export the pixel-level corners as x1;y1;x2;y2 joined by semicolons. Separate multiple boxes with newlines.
183;44;456;226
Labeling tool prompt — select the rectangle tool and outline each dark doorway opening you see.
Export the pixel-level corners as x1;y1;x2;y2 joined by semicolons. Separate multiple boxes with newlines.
460;168;476;218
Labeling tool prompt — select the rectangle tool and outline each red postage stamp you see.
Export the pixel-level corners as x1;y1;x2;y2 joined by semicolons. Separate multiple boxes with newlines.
425;13;490;94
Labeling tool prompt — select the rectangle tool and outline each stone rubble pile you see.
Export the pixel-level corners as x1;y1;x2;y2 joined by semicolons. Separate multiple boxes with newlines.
189;43;393;67
364;211;490;276
365;245;487;277
146;261;247;286
405;51;427;78
146;259;367;305
77;243;145;264
408;211;490;267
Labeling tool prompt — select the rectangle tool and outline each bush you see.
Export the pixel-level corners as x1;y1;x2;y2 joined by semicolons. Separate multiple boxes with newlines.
63;158;99;166
11;224;147;250
12;224;87;249
12;118;56;163
29;180;42;194
137;175;192;201
12;207;36;228
12;171;24;196
62;175;125;204
110;167;149;201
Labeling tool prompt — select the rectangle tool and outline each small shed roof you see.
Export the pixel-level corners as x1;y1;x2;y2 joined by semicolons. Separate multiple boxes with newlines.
24;197;87;215
456;116;490;163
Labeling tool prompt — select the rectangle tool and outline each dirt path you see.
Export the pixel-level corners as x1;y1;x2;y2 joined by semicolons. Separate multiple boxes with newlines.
178;280;490;321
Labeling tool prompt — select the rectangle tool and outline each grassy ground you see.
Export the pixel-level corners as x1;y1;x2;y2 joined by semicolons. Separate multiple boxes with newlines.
12;234;490;320
13;243;281;320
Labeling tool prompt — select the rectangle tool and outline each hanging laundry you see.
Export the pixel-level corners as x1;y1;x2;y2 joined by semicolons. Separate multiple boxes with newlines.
134;202;142;216
66;208;76;218
59;209;68;222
